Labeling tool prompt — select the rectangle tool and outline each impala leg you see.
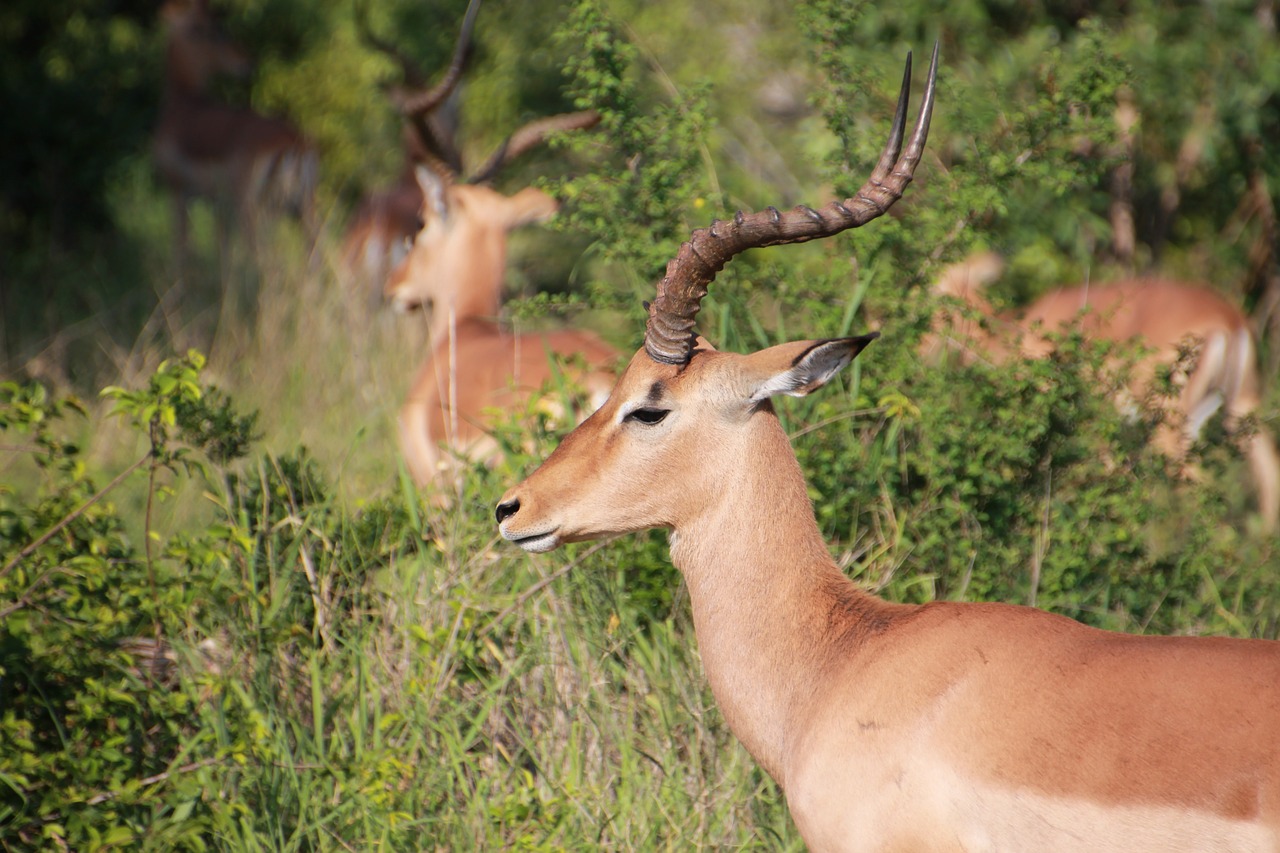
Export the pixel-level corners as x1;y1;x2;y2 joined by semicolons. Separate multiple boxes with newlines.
297;148;321;274
1245;432;1280;531
235;187;260;271
398;399;441;488
1180;331;1228;441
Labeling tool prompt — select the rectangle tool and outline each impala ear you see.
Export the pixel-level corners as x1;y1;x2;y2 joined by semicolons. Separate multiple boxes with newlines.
744;334;879;404
414;165;450;222
503;187;559;228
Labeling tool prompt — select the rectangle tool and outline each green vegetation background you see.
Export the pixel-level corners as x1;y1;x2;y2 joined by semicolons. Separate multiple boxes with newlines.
2;0;1279;848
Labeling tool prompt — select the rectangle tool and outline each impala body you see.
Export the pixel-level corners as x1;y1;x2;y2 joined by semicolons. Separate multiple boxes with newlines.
153;0;317;266
495;48;1280;851
928;252;1280;529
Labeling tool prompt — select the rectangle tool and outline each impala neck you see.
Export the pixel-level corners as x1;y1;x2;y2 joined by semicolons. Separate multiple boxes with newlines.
427;232;507;344
668;407;896;785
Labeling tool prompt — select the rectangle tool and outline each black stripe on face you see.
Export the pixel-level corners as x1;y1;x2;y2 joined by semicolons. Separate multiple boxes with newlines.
645;381;665;405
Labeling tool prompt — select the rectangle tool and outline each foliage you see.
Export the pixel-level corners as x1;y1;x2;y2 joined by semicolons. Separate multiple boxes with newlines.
551;0;716;314
0;357;222;850
790;329;1280;635
0;0;156;250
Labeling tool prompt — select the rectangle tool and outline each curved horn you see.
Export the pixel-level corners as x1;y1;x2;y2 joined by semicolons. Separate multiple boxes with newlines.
644;42;939;366
467;110;602;184
355;0;430;88
359;0;481;176
391;0;482;117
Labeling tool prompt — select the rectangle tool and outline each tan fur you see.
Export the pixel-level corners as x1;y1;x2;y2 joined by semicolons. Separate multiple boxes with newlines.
926;253;1280;529
153;0;317;266
387;169;617;488
498;340;1280;851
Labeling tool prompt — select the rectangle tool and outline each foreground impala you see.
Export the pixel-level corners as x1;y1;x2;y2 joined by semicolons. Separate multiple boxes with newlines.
377;2;614;487
928;252;1280;530
496;48;1280;851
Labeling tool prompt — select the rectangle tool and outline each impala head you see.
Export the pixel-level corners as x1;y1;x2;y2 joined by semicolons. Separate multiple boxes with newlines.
383;166;558;314
497;44;938;551
161;0;252;94
496;334;878;551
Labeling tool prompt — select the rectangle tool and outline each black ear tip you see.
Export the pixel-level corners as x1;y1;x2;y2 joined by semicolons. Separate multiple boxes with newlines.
839;331;879;359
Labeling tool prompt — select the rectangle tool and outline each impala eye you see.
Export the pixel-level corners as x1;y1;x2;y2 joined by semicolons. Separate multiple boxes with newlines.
625;407;669;425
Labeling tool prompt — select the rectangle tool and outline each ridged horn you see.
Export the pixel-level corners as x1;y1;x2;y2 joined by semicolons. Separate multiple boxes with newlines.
359;0;482;177
389;0;481;118
467;110;602;184
644;42;939;366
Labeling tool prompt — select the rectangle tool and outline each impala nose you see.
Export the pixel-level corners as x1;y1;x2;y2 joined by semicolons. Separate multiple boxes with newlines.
495;498;520;524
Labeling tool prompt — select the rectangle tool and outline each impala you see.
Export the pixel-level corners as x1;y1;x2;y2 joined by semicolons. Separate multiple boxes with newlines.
153;0;318;269
496;47;1280;851
374;2;614;488
928;251;1280;529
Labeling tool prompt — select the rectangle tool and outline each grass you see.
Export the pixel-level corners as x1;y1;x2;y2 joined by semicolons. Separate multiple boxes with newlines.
161;451;800;849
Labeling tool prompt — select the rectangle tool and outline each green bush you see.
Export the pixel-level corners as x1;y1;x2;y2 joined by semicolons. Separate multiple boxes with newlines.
1;356;228;849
